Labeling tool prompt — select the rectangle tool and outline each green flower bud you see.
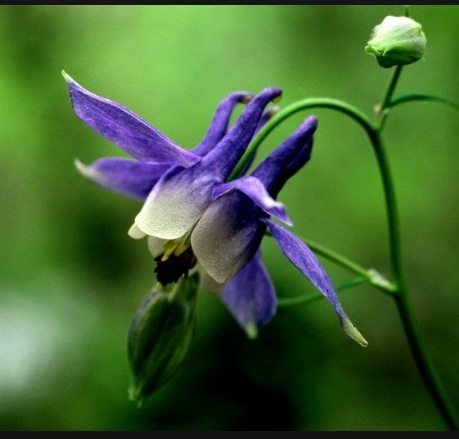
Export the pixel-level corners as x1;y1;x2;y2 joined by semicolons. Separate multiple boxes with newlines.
127;273;199;406
365;16;427;68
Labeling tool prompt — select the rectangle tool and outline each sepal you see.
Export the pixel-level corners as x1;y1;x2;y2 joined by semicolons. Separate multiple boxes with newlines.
365;16;426;68
127;273;199;406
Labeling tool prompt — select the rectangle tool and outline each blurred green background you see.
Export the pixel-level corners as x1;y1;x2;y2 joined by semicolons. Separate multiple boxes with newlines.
0;5;458;431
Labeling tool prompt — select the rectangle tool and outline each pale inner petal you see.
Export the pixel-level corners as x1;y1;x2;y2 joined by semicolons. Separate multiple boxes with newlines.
200;271;227;294
128;223;146;239
191;195;260;284
147;236;164;257
135;172;215;240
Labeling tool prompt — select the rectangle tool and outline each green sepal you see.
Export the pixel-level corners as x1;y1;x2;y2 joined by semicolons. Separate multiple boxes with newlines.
365;16;427;68
127;272;199;406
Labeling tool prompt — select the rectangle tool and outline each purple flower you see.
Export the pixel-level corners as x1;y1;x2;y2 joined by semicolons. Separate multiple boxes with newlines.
65;73;366;346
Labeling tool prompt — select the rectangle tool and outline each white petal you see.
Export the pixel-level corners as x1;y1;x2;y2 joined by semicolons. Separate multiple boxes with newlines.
200;271;227;294
191;195;259;284
147;236;164;257
128;223;146;239
135;171;215;240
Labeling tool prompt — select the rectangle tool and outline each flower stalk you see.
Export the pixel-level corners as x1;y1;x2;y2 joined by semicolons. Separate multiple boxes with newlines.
236;64;459;430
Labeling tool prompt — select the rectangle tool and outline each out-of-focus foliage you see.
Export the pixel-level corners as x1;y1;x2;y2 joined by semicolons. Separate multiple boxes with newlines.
0;5;458;431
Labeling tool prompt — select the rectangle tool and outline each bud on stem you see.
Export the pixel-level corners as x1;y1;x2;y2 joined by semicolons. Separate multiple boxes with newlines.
127;273;199;406
365;16;427;68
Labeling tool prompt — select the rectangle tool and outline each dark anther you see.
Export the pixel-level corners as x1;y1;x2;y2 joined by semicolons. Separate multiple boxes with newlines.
154;247;197;286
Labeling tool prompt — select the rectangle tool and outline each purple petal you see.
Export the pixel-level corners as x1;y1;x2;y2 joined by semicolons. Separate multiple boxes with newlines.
220;250;277;338
265;219;367;346
201;87;282;180
63;72;200;166
252;116;318;197
193;92;253;157
75;157;170;200
266;218;344;316
212;176;292;225
256;106;280;133
235;106;281;177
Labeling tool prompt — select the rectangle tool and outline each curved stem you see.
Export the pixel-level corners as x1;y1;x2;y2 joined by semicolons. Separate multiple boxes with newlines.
389;92;459;113
371;132;459;430
278;276;366;307
303;237;396;293
370;133;403;282
395;292;459;430
374;69;459;429
229;98;376;180
242;94;459;429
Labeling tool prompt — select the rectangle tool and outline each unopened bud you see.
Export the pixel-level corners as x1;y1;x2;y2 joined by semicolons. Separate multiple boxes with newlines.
365;16;427;68
127;273;199;406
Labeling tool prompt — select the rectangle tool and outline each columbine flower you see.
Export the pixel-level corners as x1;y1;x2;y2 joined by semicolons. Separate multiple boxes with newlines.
65;73;366;347
190;116;367;346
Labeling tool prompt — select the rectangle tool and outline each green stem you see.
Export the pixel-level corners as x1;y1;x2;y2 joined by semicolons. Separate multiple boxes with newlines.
372;65;405;280
370;133;403;282
389;92;459;113
238;90;459;429
374;68;459;430
303;237;396;293
371;131;459;431
229;98;377;180
395;293;459;430
278;276;366;307
379;65;403;117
